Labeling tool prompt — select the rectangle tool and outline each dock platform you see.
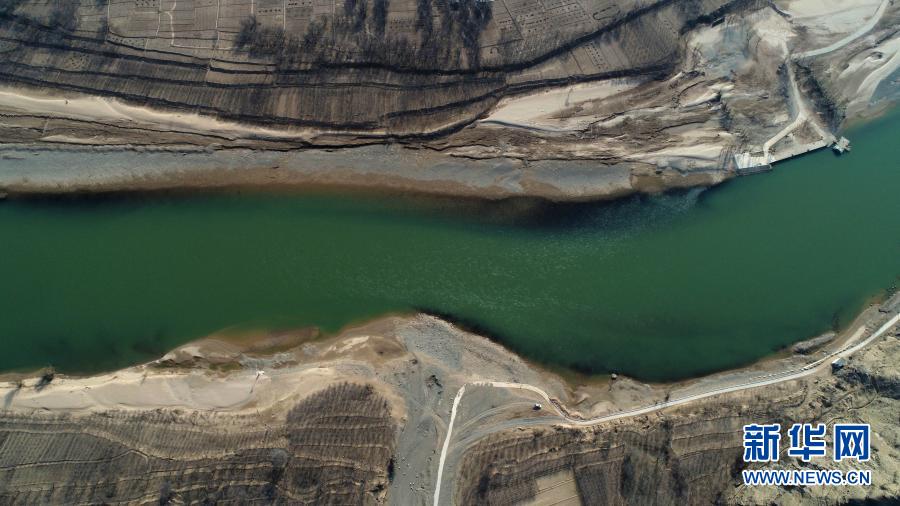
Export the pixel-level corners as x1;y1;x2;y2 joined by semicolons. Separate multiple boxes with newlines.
832;137;851;154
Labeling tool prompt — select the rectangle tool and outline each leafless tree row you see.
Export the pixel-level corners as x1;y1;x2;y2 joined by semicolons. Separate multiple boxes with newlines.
455;416;749;505
0;382;398;504
236;0;493;70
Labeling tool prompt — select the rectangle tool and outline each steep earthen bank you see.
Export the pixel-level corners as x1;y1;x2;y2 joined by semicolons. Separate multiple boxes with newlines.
1;0;897;199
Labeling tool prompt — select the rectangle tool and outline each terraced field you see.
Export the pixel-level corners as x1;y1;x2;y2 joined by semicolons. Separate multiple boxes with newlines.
0;383;396;504
0;0;737;135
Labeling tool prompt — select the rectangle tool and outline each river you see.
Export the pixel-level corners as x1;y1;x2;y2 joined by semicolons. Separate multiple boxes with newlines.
1;110;897;381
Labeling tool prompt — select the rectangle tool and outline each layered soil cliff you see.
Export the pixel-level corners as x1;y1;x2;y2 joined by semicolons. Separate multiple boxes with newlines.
1;0;898;198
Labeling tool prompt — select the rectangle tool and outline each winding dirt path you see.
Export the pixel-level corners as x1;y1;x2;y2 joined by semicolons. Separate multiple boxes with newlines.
432;312;899;505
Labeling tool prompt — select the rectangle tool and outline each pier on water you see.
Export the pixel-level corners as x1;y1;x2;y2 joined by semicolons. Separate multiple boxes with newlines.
832;137;851;154
733;136;851;175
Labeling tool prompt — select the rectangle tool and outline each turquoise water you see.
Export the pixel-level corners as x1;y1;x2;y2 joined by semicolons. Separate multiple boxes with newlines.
0;111;898;381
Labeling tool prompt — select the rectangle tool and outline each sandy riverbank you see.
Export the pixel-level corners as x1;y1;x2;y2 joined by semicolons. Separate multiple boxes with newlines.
4;289;897;419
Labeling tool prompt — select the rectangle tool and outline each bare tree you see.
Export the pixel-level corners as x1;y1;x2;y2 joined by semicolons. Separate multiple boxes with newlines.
416;0;432;41
48;0;78;31
372;0;388;36
0;0;25;17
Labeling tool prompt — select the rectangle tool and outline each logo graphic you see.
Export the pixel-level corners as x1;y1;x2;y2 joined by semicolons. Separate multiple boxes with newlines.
743;424;781;463
787;423;827;462
742;422;872;486
834;424;871;462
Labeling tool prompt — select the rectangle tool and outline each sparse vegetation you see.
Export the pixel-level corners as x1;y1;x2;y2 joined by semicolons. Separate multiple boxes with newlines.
372;0;388;36
36;367;55;390
236;16;287;58
0;382;397;503
0;0;25;17
416;0;433;41
95;16;107;39
344;0;366;31
452;0;493;67
235;0;492;70
0;0;785;139
47;0;78;31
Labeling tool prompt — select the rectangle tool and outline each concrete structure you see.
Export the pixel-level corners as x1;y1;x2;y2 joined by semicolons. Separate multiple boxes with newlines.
832;137;851;154
733;151;772;173
831;357;847;372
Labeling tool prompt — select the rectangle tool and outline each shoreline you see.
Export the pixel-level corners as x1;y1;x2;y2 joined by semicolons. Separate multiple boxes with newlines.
3;290;897;407
2;296;896;505
0;142;728;203
3;107;898;387
0;171;896;386
2;296;897;505
2;1;899;501
1;99;893;202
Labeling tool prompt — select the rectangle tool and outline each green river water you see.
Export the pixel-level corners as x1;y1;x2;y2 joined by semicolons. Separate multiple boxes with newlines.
1;111;898;381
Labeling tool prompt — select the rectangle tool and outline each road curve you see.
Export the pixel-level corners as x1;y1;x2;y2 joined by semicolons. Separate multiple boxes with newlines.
432;312;899;505
762;64;807;161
